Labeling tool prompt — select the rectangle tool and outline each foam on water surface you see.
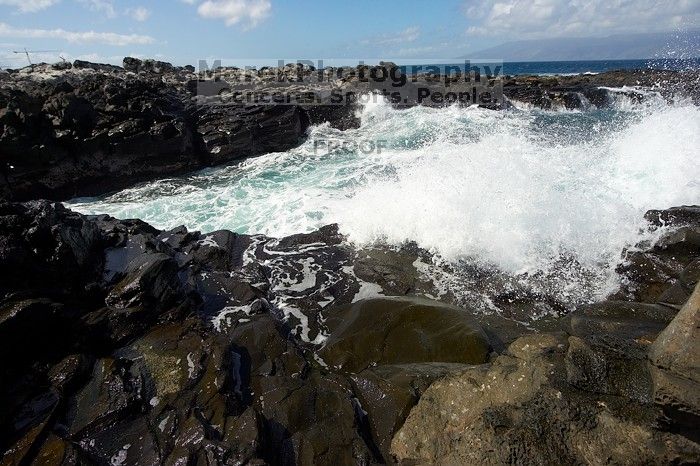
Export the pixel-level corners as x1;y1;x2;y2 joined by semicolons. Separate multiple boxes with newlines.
67;94;700;307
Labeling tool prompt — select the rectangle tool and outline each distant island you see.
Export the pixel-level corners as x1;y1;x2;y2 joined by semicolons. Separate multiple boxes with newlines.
465;30;700;61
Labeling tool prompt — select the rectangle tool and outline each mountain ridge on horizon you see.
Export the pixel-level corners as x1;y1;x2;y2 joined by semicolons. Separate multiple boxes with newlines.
463;30;700;61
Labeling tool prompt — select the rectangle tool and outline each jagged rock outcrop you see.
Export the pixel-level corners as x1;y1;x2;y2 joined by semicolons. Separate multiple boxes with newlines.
1;202;699;465
503;69;700;109
649;283;700;440
0;68;313;201
612;205;700;306
0;201;492;465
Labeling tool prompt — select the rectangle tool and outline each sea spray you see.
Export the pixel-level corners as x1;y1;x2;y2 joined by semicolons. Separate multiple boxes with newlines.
67;93;700;307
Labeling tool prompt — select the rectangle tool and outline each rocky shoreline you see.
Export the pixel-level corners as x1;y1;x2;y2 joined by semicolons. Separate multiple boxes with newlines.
0;201;698;465
1;58;700;465
2;58;698;202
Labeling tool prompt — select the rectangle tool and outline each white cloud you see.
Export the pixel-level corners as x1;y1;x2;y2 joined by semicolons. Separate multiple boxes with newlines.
464;0;700;38
393;46;439;57
390;43;452;58
196;0;271;27
361;26;421;46
0;0;59;13
77;0;115;18
128;6;151;22
0;23;155;45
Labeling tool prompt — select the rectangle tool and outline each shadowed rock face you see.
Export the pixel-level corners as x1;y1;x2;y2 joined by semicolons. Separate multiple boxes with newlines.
0;73;312;202
0;201;491;465
0;202;699;465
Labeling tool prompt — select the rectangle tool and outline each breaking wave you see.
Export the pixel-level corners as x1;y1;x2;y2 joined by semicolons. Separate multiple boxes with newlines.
67;91;700;304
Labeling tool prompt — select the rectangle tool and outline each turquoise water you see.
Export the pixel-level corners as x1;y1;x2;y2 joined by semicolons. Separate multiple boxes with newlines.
67;92;699;284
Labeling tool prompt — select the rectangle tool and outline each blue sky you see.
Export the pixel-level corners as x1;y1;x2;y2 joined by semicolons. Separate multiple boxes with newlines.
0;0;698;67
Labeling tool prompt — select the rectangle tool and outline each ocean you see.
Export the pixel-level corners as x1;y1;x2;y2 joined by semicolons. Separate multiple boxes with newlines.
66;65;700;311
499;58;700;75
393;58;700;77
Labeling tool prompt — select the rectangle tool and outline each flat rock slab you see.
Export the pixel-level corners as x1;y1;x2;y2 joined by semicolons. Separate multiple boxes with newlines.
319;297;491;373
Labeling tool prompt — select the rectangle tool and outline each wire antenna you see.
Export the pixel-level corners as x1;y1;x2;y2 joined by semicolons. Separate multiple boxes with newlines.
12;48;60;67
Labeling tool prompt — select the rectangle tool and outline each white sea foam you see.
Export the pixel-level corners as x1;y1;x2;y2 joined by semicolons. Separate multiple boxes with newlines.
67;94;700;302
335;101;699;278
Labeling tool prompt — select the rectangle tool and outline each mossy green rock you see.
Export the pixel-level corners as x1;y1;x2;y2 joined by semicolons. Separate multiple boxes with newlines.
319;297;491;373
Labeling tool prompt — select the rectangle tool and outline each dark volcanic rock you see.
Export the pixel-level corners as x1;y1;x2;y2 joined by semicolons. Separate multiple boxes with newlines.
1;74;199;200
194;103;309;164
645;205;700;228
122;57;175;74
319;297;491;373
1;202;699;465
503;69;700;109
0;65;312;201
612;211;700;304
3;65;696;201
72;60;122;73
649;282;700;440
0;202;486;464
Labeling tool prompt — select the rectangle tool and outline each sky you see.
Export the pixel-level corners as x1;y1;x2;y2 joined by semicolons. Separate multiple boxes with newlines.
0;0;698;67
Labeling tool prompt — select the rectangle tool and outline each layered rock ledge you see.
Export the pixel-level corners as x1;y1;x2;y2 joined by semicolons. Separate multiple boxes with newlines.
0;201;699;465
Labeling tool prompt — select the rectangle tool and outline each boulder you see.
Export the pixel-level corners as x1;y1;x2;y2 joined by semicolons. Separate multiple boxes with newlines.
71;60;122;73
392;332;700;464
122;56;142;73
645;206;700;228
649;282;700;437
350;362;470;462
319;297;491;373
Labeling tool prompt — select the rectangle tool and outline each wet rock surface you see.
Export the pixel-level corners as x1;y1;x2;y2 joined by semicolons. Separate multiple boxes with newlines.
0;201;486;465
612;206;700;305
1;202;699;465
502;69;700;110
319;297;491;372
392;208;700;464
